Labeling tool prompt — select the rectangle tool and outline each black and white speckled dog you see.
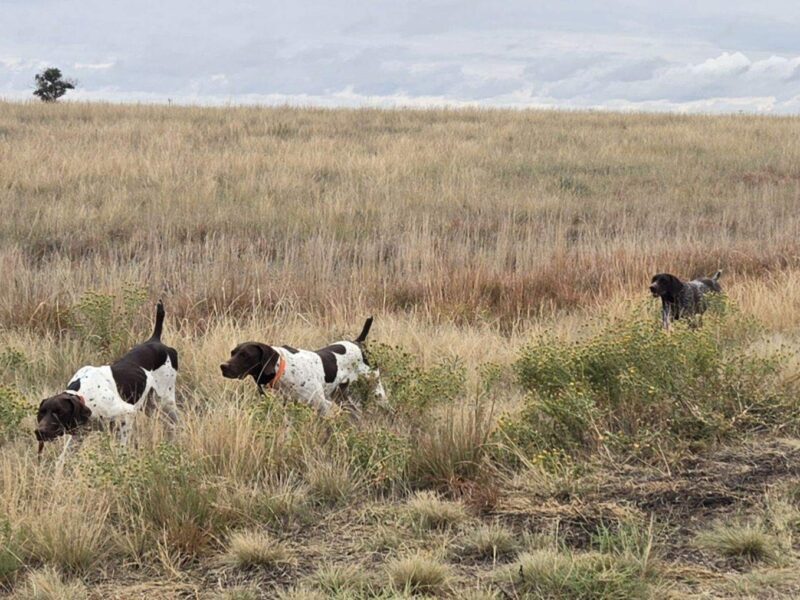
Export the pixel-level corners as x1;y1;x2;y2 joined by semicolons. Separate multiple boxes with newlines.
649;270;723;330
35;301;179;453
220;317;387;415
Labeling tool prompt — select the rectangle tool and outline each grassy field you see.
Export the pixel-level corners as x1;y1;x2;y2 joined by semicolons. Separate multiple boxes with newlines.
2;101;800;598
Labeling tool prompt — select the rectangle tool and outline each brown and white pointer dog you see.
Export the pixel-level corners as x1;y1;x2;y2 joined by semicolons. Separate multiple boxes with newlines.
650;270;723;330
220;317;387;415
35;301;178;455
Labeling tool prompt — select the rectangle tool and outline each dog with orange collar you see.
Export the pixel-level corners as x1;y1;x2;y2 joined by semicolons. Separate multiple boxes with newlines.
34;301;179;454
220;317;387;415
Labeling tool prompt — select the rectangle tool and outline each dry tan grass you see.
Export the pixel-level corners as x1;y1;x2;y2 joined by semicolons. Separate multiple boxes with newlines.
3;101;800;337
2;101;800;597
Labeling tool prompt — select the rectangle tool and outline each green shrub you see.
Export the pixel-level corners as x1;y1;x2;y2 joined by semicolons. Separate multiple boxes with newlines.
502;302;796;461
0;385;28;444
67;284;148;355
365;343;465;417
0;347;27;377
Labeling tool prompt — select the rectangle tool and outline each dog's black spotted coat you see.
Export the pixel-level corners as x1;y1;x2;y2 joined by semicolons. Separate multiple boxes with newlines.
315;344;347;383
35;300;179;445
220;317;387;414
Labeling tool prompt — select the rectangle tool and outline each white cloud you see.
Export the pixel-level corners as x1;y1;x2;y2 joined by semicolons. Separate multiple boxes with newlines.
73;62;115;70
1;1;799;113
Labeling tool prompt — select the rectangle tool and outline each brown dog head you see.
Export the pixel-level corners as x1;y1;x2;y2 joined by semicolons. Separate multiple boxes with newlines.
649;273;683;301
220;343;280;385
35;393;92;442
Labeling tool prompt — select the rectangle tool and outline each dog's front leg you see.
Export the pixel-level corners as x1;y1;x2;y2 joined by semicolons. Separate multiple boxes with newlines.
54;435;74;472
54;434;85;472
104;400;137;446
661;303;671;332
305;387;334;416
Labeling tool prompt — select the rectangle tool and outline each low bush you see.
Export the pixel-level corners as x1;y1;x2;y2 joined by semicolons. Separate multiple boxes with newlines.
67;284;148;356
0;518;22;584
0;385;27;445
365;343;466;418
502;301;797;462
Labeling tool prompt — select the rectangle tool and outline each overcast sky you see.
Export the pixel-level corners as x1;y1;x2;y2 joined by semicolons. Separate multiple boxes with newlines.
3;1;800;113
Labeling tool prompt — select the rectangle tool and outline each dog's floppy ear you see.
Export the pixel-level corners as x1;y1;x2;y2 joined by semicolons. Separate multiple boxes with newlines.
253;344;280;385
662;274;683;298
67;395;92;426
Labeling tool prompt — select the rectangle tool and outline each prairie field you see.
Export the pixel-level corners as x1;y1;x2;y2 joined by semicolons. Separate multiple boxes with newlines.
2;101;800;598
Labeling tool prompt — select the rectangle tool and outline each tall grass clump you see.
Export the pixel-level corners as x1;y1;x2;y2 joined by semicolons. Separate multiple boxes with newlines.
0;519;22;584
502;301;797;461
405;402;495;493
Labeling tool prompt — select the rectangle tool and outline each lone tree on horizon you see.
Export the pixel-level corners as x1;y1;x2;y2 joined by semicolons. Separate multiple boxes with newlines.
33;67;76;102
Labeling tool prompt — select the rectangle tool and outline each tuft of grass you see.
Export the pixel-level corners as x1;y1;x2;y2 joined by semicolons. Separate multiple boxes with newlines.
696;523;779;563
275;588;326;600
305;455;360;506
217;477;311;528
214;588;260;600
405;491;468;530
359;525;406;554
497;549;652;599
308;563;374;596
456;523;519;560
14;567;88;600
223;529;294;570
385;551;452;595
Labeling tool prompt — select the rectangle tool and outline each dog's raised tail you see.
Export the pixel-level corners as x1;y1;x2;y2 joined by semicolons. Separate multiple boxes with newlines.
355;317;374;343
151;300;165;341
